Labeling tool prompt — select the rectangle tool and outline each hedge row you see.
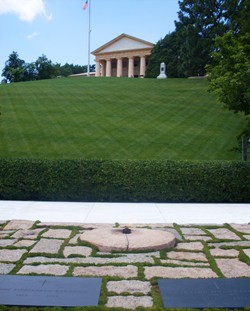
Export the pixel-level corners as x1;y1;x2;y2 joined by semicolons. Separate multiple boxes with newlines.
0;159;249;203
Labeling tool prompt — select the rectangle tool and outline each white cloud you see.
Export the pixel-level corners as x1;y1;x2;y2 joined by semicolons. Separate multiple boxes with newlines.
27;31;39;40
0;0;52;22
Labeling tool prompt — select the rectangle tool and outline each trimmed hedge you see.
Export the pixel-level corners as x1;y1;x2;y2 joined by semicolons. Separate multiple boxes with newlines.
0;159;249;203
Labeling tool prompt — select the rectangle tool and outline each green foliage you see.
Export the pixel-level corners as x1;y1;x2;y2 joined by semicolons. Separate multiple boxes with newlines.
207;32;250;115
0;159;249;203
35;55;55;80
207;1;250;153
1;52;95;82
2;51;26;82
146;32;184;78
146;0;244;78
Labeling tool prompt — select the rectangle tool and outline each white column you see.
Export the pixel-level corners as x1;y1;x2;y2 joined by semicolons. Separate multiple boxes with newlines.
128;57;134;78
117;58;122;77
140;56;146;77
106;59;111;77
95;60;100;77
100;61;105;77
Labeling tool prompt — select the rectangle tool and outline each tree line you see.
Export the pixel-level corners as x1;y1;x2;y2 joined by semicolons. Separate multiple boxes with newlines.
1;0;249;120
1;52;95;83
146;0;249;120
146;0;249;79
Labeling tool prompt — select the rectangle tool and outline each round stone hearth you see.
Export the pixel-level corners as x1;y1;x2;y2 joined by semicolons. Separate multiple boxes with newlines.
80;228;176;252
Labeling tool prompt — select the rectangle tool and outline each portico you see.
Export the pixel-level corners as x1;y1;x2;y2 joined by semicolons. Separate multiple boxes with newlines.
92;34;154;78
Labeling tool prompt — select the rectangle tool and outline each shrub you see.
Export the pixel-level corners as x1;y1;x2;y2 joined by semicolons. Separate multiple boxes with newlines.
0;159;249;203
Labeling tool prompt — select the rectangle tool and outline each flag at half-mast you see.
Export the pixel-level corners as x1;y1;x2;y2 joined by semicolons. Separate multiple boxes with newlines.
82;0;88;10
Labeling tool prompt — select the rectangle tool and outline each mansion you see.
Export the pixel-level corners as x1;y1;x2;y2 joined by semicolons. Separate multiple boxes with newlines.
92;34;154;78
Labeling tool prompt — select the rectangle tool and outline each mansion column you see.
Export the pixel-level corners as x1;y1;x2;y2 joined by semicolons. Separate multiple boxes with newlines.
106;59;111;77
128;57;134;78
100;61;105;77
95;60;100;77
140;56;146;77
117;58;122;77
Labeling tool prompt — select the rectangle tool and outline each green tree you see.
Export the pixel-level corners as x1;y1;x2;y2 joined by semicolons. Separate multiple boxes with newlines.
207;32;250;115
146;0;241;78
23;62;37;81
2;52;96;82
146;31;184;78
175;0;231;76
2;51;26;82
223;0;250;34
207;0;250;158
35;54;55;80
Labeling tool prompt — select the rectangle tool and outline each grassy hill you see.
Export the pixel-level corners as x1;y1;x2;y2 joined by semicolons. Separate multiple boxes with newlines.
0;77;245;160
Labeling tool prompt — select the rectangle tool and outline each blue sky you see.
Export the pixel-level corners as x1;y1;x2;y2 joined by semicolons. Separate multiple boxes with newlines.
0;0;180;74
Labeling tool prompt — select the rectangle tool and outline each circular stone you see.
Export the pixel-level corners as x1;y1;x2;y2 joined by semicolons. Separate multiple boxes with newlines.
80;228;176;252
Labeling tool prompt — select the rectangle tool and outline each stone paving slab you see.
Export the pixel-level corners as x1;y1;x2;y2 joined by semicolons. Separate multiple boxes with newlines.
106;295;153;310
208;228;241;240
1;220;250;310
144;266;217;279
13;240;36;248
180;227;207;235
175;241;204;251
161;259;210;267
0;230;15;237
107;280;151;294
17;264;69;276
63;246;92;257
210;248;239;257
29;238;64;254
0;233;11;238
183;235;211;241
68;233;82;244
208;241;250;248
42;228;72;239
215;258;250;277
3;220;35;230
0;263;16;274
73;265;138;278
167;251;208;262
244;249;250;258
0;239;17;246
11;228;44;239
23;255;155;265
230;223;250;233
0;249;27;262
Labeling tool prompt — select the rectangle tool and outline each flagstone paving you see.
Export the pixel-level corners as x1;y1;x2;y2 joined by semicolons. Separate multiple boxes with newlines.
0;219;250;310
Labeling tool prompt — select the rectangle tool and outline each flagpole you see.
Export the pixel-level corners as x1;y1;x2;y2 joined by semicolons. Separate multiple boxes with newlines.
87;0;91;76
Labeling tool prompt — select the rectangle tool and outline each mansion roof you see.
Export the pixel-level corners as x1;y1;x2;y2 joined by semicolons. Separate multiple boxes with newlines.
92;33;154;56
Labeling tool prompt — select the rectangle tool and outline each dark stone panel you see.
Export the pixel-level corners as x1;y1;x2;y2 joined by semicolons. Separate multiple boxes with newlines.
158;278;250;308
0;275;102;307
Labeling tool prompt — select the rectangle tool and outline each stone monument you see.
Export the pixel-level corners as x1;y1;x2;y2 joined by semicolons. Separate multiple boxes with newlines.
157;62;167;79
80;227;176;252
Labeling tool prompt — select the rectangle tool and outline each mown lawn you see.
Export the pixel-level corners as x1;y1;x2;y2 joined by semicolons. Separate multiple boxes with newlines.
0;77;245;160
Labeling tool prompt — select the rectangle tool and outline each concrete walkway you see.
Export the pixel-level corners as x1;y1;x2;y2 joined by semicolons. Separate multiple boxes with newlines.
0;200;249;224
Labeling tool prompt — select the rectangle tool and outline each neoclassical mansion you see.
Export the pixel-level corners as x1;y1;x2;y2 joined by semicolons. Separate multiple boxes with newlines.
92;34;154;78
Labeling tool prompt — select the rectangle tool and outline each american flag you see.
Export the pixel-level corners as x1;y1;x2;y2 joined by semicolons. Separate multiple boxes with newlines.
82;0;88;10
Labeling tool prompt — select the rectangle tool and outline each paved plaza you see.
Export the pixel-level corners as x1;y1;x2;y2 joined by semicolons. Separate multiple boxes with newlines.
0;217;250;310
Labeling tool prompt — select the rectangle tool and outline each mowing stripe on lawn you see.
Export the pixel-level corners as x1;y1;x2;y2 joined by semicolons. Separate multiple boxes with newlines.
0;78;245;160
